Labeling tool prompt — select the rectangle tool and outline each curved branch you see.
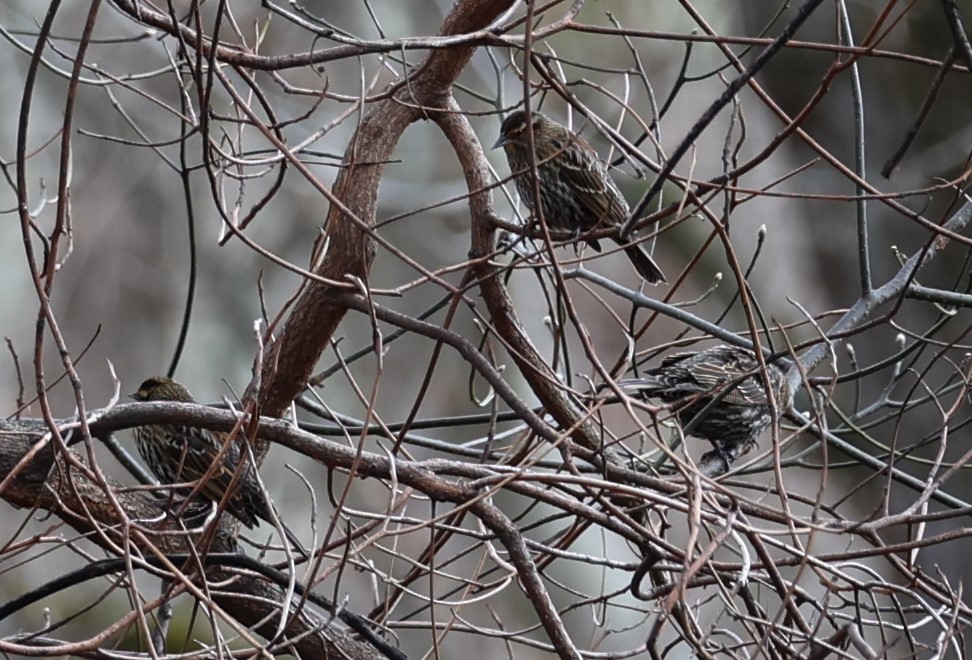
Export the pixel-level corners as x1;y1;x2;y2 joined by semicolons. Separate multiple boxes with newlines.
256;0;518;416
0;553;403;660
433;100;626;467
0;420;388;659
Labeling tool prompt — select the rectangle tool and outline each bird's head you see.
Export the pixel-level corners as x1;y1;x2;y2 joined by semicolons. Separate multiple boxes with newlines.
131;376;194;403
492;109;551;150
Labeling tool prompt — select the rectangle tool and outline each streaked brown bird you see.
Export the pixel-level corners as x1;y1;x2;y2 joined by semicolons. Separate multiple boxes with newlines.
493;109;666;284
131;376;308;557
616;345;790;467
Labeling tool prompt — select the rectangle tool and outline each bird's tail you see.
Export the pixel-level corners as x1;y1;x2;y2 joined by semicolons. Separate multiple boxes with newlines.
258;499;312;559
609;377;667;398
618;240;666;284
281;523;311;560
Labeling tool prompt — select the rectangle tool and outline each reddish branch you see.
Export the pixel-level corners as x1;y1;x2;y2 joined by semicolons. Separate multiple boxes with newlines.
0;419;382;659
255;0;520;416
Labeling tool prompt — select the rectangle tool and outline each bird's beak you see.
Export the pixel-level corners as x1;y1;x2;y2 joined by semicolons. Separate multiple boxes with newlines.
492;135;510;150
128;392;137;401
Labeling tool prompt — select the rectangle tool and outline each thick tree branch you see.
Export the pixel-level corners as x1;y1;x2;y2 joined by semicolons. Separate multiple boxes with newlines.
0;419;387;659
257;0;518;416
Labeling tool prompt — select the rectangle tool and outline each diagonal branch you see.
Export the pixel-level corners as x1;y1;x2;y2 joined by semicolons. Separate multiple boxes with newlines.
256;0;519;417
0;419;385;659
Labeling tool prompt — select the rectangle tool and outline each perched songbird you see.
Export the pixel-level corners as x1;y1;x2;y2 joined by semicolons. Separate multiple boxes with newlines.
131;376;307;556
493;109;666;284
616;346;790;467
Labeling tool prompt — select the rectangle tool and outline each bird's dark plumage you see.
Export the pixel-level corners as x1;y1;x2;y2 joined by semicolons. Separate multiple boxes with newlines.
494;110;666;284
618;346;789;465
131;377;307;556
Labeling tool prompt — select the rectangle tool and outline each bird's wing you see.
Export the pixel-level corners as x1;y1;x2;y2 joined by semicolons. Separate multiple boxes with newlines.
624;348;787;409
550;135;628;225
683;351;780;406
177;429;258;527
658;351;699;369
